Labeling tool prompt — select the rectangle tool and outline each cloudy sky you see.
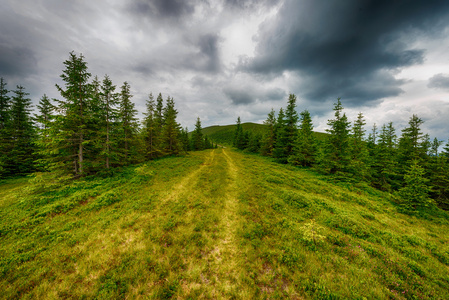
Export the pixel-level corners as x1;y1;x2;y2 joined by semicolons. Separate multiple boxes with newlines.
1;0;449;142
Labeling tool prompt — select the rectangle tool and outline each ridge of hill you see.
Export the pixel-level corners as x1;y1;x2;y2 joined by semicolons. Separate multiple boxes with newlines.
203;122;327;145
1;149;448;299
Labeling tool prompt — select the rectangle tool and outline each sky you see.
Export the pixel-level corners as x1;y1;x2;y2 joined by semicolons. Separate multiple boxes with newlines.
1;0;449;143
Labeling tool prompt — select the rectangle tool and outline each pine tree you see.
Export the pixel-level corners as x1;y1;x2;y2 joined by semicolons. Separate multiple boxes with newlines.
191;117;204;151
161;96;182;155
427;138;449;209
179;127;190;152
9;85;36;175
273;108;289;163
34;94;55;171
143;93;162;159
0;78;11;177
398;160;433;210
118;81;138;164
374;122;399;190
284;94;299;156
398;115;426;169
55;51;92;176
322;98;351;176
348;112;370;180
260;108;276;156
233;116;245;150
288;110;316;167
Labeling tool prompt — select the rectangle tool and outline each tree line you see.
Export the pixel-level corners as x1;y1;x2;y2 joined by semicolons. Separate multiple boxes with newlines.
0;52;214;178
234;94;449;211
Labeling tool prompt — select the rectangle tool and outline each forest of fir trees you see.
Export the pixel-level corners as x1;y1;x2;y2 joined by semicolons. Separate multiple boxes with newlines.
233;94;449;212
0;52;215;179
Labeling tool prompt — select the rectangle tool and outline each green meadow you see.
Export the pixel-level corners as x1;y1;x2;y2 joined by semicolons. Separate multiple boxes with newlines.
1;148;448;299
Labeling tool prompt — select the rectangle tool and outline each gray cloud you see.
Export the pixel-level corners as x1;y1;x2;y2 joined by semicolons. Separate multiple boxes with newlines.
0;45;37;77
428;73;449;90
128;0;195;21
240;0;449;105
224;87;254;105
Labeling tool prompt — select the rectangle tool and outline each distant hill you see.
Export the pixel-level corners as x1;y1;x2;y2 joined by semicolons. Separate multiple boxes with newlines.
203;122;328;145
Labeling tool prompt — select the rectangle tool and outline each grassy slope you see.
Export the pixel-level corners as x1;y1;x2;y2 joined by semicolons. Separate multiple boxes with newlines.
0;149;448;299
203;122;327;145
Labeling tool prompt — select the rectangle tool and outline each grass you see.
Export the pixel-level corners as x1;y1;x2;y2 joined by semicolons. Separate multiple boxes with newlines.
1;149;448;299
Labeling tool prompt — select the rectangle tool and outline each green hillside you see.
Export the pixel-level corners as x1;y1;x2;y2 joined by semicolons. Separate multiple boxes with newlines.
1;149;448;299
203;122;327;145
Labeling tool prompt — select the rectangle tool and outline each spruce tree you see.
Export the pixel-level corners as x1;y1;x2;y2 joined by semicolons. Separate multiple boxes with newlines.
55;51;92;176
284;94;299;156
233;116;245;149
9;85;36;175
179;127;190;152
348;112;370;180
273;108;289;163
0;78;11;177
398;160;433;210
322;98;351;176
288;110;316;167
398;115;426;169
374;122;399;190
143;93;161;159
260;108;276;156
161;96;182;155
98;75;119;169
427;138;449;209
118;81;138;164
191;117;204;151
34;94;55;171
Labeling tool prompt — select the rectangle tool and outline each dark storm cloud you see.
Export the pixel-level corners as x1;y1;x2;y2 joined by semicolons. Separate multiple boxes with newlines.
428;74;449;90
223;85;286;105
0;45;37;77
128;0;195;20
241;0;449;105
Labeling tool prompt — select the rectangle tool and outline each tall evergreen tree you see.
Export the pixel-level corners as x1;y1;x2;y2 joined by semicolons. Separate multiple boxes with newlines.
398;115;426;168
98;75;119;169
9;85;36;174
322;98;351;176
143;93;162;159
288;110;316;167
191;117;204;151
161;96;182;155
374;122;399;190
118;81;138;164
284;94;299;156
273;108;289;163
34;94;55;171
427;138;449;209
260;108;276;156
0;78;11;176
233;116;245;149
348;112;370;180
180;127;190;152
55;51;92;176
398;160;433;210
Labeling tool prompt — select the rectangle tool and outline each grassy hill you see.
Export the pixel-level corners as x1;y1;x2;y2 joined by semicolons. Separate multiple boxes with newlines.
1;149;449;299
203;122;327;145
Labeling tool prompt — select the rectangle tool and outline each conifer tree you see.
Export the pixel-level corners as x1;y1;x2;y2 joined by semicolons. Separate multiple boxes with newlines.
9;85;36;174
289;110;316;167
161;96;182;155
98;75;119;169
284;94;299;156
180;127;190;152
55;51;92;176
348;112;370;180
321;98;351;176
427;138;449;209
273;108;289;163
398;115;426;169
191;117;204;151
233;116;245;149
143;93;161;159
0;78;11;176
398;160;433;210
261;108;276;156
34;94;55;171
118;81;138;164
374;122;399;190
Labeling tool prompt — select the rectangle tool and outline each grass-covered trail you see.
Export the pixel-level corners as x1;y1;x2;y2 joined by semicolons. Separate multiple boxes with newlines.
1;149;449;299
